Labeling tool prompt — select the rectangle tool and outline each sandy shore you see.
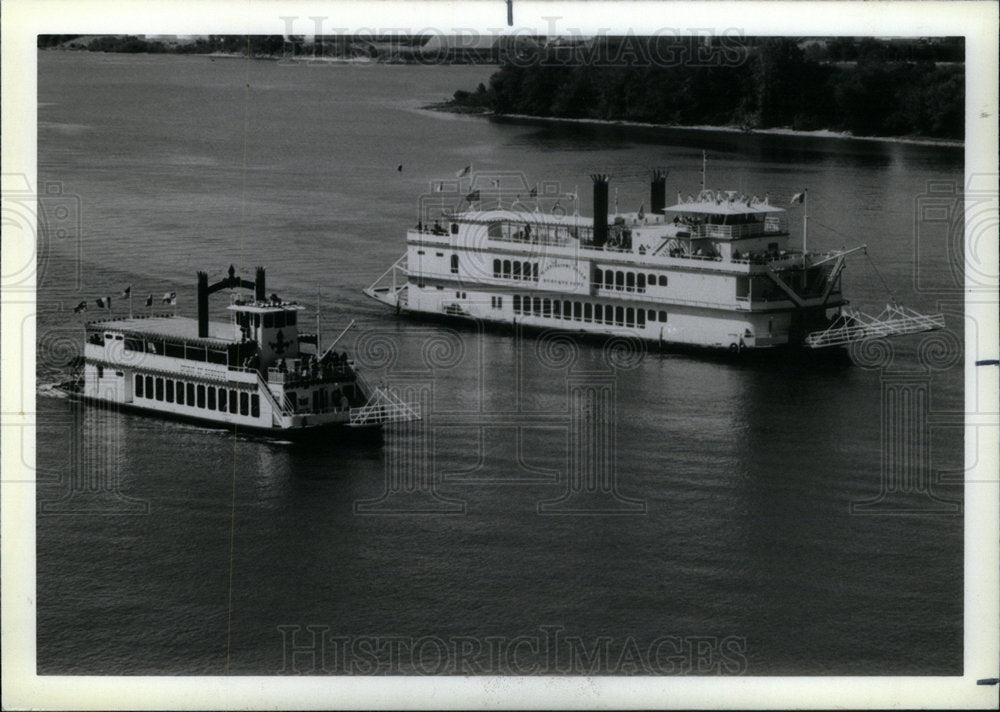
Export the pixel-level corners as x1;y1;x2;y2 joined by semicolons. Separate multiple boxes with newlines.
423;105;964;149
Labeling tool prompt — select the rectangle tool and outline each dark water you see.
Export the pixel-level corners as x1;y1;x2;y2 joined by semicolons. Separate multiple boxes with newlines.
35;52;964;675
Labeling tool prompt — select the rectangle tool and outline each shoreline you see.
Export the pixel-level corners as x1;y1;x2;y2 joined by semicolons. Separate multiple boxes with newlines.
422;104;964;149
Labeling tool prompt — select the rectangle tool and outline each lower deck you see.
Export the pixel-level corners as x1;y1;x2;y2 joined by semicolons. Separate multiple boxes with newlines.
371;283;840;351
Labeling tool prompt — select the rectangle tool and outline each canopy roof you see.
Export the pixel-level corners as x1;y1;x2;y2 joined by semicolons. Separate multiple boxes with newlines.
665;190;785;216
87;315;235;346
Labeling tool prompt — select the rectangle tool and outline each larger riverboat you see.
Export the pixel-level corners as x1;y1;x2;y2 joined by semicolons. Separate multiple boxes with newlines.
62;266;418;438
365;166;944;353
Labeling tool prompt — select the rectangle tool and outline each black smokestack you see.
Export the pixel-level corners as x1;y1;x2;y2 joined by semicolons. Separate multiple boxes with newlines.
197;271;209;338
591;174;609;246
255;266;266;302
651;169;667;216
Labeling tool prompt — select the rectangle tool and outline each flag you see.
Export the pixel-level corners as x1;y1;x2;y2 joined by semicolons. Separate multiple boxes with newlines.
162;291;176;305
455;165;471;178
73;300;87;313
96;296;111;309
145;293;153;307
120;285;131;299
790;192;805;204
465;190;480;202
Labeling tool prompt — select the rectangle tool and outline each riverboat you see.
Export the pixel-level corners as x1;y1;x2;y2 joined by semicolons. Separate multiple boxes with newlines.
365;165;944;353
61;266;418;438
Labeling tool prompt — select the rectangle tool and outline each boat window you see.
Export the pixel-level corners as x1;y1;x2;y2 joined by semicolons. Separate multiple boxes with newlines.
615;271;624;290
218;389;227;411
552;300;560;317
493;259;501;278
145;375;153;397
207;349;228;365
626;308;635;328
155;377;164;401
135;374;144;397
124;337;143;351
513;295;521;313
659;311;668;322
451;223;459;235
251;394;260;418
594;304;603;323
165;380;174;403
573;302;582;320
637;273;646;291
207;387;216;410
648;273;656;284
450;255;459;274
240;392;249;416
176;381;185;405
532;263;539;280
637;310;646;327
543;299;551;317
263;314;273;328
512;261;521;279
187;383;196;405
488;223;502;238
604;269;614;288
626;272;635;291
616;306;624;326
592;267;603;287
584;303;592;322
197;385;206;408
658;276;668;287
229;389;238;414
563;300;571;318
164;341;185;358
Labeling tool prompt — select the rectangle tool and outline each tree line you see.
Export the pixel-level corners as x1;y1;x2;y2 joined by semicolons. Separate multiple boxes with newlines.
449;37;964;140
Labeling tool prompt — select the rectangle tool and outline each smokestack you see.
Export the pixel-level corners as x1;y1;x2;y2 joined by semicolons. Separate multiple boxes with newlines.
591;174;609;246
197;271;209;338
650;169;667;216
255;266;266;302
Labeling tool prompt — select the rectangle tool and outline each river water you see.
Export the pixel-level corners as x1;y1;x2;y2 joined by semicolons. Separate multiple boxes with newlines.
35;51;964;675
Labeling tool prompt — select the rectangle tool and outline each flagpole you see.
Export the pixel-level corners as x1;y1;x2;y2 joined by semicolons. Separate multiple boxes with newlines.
803;189;809;267
701;150;707;191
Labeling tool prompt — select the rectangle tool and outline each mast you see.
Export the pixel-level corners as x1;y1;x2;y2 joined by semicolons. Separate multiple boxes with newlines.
803;189;809;267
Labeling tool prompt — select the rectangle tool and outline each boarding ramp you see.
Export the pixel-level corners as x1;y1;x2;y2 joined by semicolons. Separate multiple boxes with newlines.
349;385;421;427
805;304;946;349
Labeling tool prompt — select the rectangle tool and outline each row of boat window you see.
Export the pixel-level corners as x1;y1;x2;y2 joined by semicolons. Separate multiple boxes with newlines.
134;374;260;417
593;268;668;292
492;259;539;281
512;295;668;326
